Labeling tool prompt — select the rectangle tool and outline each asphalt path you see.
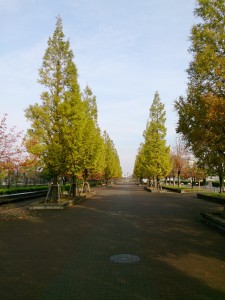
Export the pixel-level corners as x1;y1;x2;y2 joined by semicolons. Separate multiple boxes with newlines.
0;183;225;299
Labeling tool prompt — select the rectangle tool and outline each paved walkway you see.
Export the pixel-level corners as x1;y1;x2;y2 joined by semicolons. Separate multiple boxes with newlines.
0;183;225;300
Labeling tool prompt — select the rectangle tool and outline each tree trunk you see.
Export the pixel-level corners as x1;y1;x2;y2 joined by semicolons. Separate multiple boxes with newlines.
152;176;156;188
191;177;194;189
219;174;224;193
16;168;19;186
7;170;11;189
156;176;160;190
69;175;77;197
220;174;225;217
83;168;88;181
177;170;181;187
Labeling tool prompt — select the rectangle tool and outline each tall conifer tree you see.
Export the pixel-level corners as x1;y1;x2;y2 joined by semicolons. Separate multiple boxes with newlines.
103;131;122;183
25;17;84;201
81;86;106;181
142;92;171;187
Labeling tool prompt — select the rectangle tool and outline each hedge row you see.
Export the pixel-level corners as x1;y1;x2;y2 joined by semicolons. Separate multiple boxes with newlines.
0;180;101;195
0;186;48;195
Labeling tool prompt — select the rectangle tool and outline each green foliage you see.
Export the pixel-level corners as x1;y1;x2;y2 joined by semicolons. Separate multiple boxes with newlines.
162;185;202;192
212;181;222;188
81;87;106;179
199;192;225;199
26;16;82;181
133;144;146;180
134;92;171;182
0;186;48;195
103;131;122;181
175;0;225;192
25;17;122;187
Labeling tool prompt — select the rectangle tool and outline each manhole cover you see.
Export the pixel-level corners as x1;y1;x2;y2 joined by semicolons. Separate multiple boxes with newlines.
110;254;140;264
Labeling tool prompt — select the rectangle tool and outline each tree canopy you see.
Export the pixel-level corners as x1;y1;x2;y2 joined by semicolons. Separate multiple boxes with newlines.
174;0;225;192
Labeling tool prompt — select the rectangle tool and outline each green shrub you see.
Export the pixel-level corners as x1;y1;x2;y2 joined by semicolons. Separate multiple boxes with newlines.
61;184;71;192
0;186;48;195
212;181;220;188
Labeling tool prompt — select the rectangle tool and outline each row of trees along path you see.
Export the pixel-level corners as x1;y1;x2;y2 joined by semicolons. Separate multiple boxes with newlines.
134;0;225;189
24;16;122;202
134;1;225;217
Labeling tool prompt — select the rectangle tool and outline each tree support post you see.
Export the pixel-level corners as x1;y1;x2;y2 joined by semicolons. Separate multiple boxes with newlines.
45;184;61;203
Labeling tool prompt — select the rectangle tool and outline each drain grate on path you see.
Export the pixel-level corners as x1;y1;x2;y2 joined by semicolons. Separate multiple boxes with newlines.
110;254;140;264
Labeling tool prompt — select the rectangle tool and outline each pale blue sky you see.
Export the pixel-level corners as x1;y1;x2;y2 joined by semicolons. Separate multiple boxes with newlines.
0;0;197;175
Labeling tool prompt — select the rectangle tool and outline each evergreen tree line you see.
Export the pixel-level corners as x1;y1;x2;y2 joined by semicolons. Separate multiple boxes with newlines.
24;17;122;193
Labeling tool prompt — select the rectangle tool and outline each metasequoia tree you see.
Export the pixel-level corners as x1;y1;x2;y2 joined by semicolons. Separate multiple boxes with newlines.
175;0;225;193
25;17;122;199
142;92;171;188
81;86;106;182
103;131;122;184
25;17;84;201
133;92;171;188
133;144;146;183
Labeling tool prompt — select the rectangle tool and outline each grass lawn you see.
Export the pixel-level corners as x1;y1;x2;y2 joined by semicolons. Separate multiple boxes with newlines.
162;185;203;193
163;185;225;202
198;191;225;199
